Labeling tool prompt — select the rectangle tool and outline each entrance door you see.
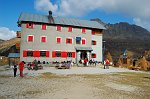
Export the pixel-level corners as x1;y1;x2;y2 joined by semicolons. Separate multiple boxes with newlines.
80;51;87;60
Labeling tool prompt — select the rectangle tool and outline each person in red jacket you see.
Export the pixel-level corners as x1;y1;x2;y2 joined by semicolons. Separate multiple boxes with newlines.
19;61;25;77
104;59;110;69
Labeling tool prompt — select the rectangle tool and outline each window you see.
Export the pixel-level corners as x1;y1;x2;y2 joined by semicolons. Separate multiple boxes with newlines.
27;35;33;42
40;51;46;57
76;37;81;44
56;51;61;57
92;40;96;45
67;52;72;57
42;24;47;30
56;25;62;31
92;53;96;58
82;39;86;45
56;37;61;43
66;38;72;44
82;28;86;33
27;51;33;57
26;23;34;29
92;30;96;35
68;27;73;32
41;36;46;42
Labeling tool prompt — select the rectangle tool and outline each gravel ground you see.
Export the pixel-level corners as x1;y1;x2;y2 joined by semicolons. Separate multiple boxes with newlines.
0;65;150;99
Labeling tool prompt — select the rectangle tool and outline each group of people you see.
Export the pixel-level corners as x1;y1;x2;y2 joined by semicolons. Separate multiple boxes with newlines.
13;61;25;77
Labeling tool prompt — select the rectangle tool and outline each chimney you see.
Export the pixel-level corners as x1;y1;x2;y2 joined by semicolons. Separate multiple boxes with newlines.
48;11;54;23
49;11;52;16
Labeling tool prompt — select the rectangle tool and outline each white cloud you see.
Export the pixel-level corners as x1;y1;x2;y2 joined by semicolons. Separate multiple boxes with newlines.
0;27;16;40
34;0;58;12
34;0;150;31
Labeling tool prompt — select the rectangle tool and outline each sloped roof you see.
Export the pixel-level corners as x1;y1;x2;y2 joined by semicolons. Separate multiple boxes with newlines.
18;12;106;29
8;53;20;58
75;47;93;51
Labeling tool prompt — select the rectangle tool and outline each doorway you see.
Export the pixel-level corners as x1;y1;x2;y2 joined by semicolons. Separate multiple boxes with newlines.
80;51;87;60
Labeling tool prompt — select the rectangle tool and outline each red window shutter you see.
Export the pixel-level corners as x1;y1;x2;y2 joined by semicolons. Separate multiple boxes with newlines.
41;37;46;42
33;51;36;57
42;24;46;30
94;41;97;45
82;39;85;44
28;36;33;42
94;54;96;58
61;51;67;58
72;52;76;58
46;51;49;57
23;50;27;57
52;51;56;58
31;23;34;29
57;38;61;43
33;51;40;57
68;27;72;32
70;38;72;44
26;23;29;28
66;38;68;43
92;31;95;35
37;51;40;57
57;25;62;31
82;28;86;33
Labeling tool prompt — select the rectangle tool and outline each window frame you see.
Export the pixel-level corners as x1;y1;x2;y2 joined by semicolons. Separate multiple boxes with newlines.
66;37;73;44
82;38;86;45
41;24;47;30
56;25;62;31
41;36;47;43
27;35;34;42
56;37;61;44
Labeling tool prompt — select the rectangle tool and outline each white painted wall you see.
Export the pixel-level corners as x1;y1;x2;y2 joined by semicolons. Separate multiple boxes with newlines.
92;35;103;62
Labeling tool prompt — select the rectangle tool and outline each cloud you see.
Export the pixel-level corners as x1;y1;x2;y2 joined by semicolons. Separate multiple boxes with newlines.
34;0;150;31
34;0;58;12
0;27;16;40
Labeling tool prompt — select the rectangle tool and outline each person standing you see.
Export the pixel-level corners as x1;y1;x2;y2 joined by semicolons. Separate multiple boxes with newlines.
104;59;110;69
12;61;17;77
19;61;25;77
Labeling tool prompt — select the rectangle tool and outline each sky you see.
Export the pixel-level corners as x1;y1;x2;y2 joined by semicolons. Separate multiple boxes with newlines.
0;0;150;40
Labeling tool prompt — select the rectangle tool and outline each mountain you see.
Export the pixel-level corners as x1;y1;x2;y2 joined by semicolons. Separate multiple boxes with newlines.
104;22;150;41
91;19;150;62
0;39;4;43
0;38;20;56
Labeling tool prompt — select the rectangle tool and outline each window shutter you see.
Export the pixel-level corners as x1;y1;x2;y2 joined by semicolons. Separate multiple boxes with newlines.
61;51;67;58
23;50;27;57
94;41;97;45
66;38;68;43
42;24;46;30
70;38;72;44
72;52;75;58
28;36;33;42
92;31;95;35
33;51;36;57
46;51;49;57
82;39;85;44
52;51;56;58
68;27;72;32
57;25;62;31
26;23;29;28
31;23;34;29
82;28;86;33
